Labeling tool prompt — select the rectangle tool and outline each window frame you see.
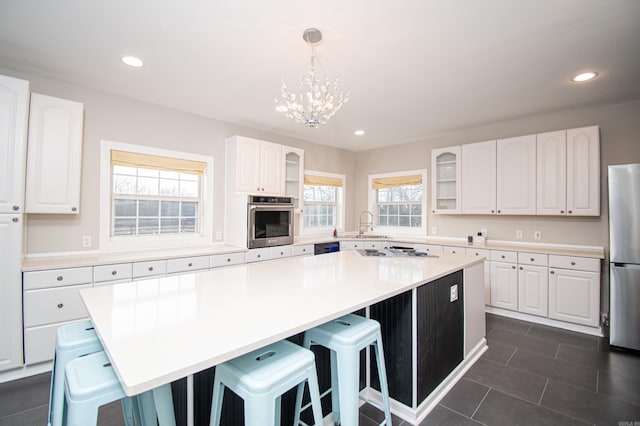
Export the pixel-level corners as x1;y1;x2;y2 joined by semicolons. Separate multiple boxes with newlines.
99;140;214;250
300;170;346;236
367;169;427;236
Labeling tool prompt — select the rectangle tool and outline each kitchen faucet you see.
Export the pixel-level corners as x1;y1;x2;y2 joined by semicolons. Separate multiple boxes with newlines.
359;210;374;236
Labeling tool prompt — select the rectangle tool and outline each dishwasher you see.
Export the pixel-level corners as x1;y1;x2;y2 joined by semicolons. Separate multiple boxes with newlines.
314;241;340;255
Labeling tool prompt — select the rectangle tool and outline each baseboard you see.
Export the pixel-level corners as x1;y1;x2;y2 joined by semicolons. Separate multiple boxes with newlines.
485;306;603;337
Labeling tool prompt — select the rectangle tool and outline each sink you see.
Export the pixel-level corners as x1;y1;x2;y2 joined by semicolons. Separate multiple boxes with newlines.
357;248;439;258
349;234;389;239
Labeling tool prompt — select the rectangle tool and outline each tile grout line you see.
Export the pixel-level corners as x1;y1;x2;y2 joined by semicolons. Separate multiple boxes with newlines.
505;347;518;365
438;404;489;426
595;369;599;394
469;387;492;419
538;378;549;405
554;342;561;359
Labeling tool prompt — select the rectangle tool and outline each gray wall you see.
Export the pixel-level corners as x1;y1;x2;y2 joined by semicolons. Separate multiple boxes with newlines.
0;67;356;254
354;100;640;251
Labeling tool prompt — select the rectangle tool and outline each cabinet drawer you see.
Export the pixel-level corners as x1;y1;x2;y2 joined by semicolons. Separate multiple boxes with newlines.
210;252;246;268
491;250;518;263
23;267;92;290
518;252;549;267
443;246;464;255
245;248;271;263
415;244;444;254
133;260;167;278
24;320;87;365
93;263;132;283
364;241;385;250
340;241;363;250
466;248;490;259
549;255;600;272
291;244;313;256
270;246;292;259
166;256;210;274
24;284;91;327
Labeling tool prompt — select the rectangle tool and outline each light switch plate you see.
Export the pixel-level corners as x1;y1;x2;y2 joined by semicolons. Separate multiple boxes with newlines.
516;230;523;239
82;235;91;248
450;284;458;302
534;230;542;240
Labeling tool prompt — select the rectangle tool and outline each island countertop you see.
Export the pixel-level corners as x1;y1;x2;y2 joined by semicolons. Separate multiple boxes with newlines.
80;250;483;397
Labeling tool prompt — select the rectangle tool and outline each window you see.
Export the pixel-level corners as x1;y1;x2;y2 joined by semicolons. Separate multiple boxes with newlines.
368;170;427;235
100;141;213;250
301;171;345;235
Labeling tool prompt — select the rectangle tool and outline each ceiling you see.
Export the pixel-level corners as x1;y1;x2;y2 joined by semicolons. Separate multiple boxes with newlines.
1;1;639;152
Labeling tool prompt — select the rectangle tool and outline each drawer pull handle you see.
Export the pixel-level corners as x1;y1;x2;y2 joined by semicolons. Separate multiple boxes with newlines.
257;254;261;258
491;210;495;213
188;262;193;267
227;258;231;262
12;205;19;211
57;276;63;281
71;207;77;212
571;261;576;266
560;210;565;214
12;217;19;223
512;265;516;269
501;255;505;259
112;271;117;276
530;258;534;262
148;266;154;271
57;303;64;309
475;253;479;256
520;266;523;270
280;251;284;255
452;250;456;254
302;249;306;252
550;270;555;274
568;210;573;214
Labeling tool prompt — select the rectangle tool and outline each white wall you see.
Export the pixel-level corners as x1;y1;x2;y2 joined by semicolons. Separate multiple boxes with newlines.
0;67;356;254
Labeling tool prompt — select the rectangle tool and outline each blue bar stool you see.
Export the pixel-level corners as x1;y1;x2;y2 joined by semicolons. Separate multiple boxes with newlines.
63;350;176;426
209;340;324;426
300;314;392;426
48;320;147;426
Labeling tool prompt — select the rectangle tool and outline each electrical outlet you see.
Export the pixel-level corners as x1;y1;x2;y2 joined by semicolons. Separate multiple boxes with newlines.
431;226;438;235
215;231;222;240
82;235;92;248
534;230;542;240
516;230;523;239
450;284;458;302
480;228;487;237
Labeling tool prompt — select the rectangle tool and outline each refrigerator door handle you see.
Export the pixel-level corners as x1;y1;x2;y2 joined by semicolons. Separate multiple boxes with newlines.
612;263;640;269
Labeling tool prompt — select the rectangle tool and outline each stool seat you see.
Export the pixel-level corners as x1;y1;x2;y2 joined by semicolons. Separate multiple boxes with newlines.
64;351;176;426
210;340;324;426
302;314;392;426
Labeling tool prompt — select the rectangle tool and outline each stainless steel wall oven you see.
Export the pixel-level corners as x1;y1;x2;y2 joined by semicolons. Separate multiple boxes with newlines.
247;196;294;248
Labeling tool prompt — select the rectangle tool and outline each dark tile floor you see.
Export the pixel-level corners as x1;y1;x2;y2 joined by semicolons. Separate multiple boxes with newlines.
1;313;639;425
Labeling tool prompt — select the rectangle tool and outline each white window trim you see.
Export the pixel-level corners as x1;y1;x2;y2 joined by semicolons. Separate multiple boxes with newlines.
300;170;346;236
99;140;214;251
367;169;427;237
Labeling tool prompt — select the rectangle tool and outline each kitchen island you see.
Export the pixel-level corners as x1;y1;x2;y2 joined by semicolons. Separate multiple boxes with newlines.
80;250;486;425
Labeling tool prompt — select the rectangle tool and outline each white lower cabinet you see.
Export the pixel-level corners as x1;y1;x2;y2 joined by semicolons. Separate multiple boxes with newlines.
166;256;210;274
133;260;167;278
291;244;313;256
466;248;491;305
548;266;600;327
245;247;271;263
490;261;518;311
0;215;24;372
518;265;548;317
270;245;292;259
93;263;132;284
340;240;363;250
210;252;245;268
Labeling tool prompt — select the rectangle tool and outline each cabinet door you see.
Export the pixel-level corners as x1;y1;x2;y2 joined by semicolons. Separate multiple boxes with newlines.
566;126;600;216
283;146;304;211
233;136;262;193
537;130;567;215
490;261;518;311
431;146;461;214
0;74;29;214
26;93;84;214
259;141;283;195
462;140;496;214
0;215;23;371
496;135;536;215
518;265;548;317
548;268;599;327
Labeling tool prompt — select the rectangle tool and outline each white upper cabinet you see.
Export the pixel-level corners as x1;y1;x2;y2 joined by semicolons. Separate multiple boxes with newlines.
283;146;304;210
227;135;283;195
0;74;29;214
25;93;84;214
537;130;567;215
496;135;536;215
566;126;600;216
461;140;496;214
537;126;600;216
431;146;461;214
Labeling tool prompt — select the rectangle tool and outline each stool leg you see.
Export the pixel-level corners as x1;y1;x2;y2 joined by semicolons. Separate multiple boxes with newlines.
275;395;282;425
48;350;64;426
245;396;276;426
329;349;341;425
66;399;99;426
307;369;324;426
335;350;360;426
137;391;160;426
209;378;225;426
120;397;136;426
293;381;305;424
374;334;392;426
153;384;176;426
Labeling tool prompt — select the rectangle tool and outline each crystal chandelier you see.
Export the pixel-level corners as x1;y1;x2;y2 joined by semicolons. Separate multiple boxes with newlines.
275;28;349;128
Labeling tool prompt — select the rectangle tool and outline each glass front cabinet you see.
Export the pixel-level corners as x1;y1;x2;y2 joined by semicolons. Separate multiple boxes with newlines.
431;146;461;214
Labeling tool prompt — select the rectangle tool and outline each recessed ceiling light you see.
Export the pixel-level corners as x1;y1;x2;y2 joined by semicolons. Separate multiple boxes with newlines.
275;105;288;113
572;72;598;82
121;56;144;68
354;130;365;136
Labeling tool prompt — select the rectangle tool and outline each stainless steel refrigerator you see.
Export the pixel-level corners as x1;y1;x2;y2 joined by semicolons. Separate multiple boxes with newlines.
609;163;640;350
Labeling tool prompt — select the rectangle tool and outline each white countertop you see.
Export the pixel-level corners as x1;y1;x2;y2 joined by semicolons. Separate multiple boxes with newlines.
80;250;483;396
